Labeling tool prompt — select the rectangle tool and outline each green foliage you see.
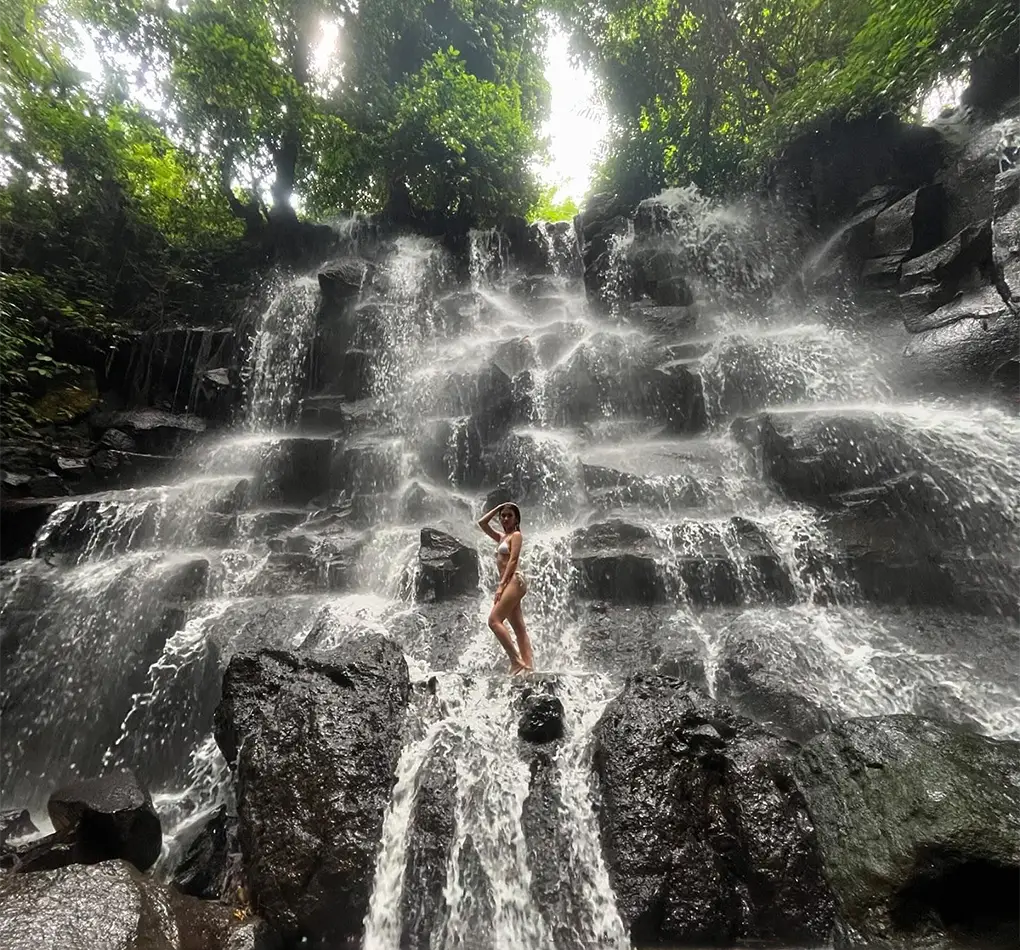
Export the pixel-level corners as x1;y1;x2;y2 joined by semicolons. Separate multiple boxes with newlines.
384;48;541;224
554;0;1019;200
529;185;579;223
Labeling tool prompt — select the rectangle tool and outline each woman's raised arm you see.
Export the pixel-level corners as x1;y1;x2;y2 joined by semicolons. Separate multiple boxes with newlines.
476;505;503;542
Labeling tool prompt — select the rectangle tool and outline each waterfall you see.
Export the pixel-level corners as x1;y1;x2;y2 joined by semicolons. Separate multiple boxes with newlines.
2;197;1018;948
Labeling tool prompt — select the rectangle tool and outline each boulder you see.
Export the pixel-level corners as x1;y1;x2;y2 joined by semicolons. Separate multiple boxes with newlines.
399;748;456;950
172;805;241;902
592;675;835;944
91;408;207;455
0;810;37;846
332;348;376;401
214;637;409;947
417;418;485;487
903;291;1019;389
732;410;1010;544
0;860;254;950
714;637;833;743
318;257;371;303
794;716;1020;949
992;166;1020;302
46;770;162;873
899;220;993;291
648;362;708;433
415;527;480;602
517;691;565;743
868;185;945;261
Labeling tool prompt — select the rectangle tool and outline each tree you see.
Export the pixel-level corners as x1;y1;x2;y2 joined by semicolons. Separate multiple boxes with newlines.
553;0;1019;200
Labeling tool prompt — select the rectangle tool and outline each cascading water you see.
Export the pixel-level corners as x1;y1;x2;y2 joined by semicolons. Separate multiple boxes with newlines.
2;185;1018;947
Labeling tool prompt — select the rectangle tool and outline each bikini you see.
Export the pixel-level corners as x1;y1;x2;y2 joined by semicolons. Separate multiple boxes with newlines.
497;534;528;594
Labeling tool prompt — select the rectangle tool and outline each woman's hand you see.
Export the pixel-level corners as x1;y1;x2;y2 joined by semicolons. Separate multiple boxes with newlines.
494;583;505;603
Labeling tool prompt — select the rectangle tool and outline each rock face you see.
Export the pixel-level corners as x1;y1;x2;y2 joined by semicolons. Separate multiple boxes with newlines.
794;716;1020;950
0;860;253;950
592;674;835;945
415;527;480;601
45;771;162;873
172;804;241;901
214;637;409;947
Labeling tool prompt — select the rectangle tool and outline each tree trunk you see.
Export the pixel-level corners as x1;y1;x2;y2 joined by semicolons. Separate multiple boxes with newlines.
220;155;266;237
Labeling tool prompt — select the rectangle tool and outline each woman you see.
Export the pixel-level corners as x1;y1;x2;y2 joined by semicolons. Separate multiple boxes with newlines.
476;502;534;675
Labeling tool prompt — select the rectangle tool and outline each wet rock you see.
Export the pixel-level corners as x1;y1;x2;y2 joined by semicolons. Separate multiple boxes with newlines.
903;291;1019;389
417;418;485;487
438;362;516;442
732;410;1013;548
901;280;1006;333
106;326;239;417
0;860;252;950
899;220;993;291
416;527;479;602
214;637;409;947
582;463;707;513
715;638;832;743
92;408;207;455
401;480;471;523
318;257;371;303
172;804;241;902
0;810;37;846
299;393;391;435
47;770;162;872
572;550;663;605
328;348;375;401
794;716;1020;949
517;691;565;743
624;302;698;338
400;748;455;950
766;113;946;229
593;675;834;945
521;751;585;949
332;442;404;495
242;551;324;595
936;112;1019;240
868;185;945;261
992;166;1020;301
648;362;708;433
653;644;708;687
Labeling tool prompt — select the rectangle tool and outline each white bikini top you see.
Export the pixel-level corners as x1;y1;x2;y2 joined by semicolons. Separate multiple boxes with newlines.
496;534;511;555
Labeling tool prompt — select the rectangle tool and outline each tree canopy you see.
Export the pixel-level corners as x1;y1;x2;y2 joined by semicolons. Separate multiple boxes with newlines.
554;0;1018;202
2;0;1016;433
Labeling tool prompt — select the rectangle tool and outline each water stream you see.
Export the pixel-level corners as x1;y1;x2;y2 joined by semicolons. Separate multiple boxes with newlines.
1;204;1017;944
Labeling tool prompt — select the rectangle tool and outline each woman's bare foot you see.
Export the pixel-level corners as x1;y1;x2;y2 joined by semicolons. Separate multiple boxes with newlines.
510;659;530;676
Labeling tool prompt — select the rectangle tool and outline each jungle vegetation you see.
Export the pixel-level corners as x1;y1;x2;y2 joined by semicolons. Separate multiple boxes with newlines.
1;0;1016;432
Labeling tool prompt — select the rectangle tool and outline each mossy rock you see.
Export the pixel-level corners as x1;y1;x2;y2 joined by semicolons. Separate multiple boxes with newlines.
31;370;99;425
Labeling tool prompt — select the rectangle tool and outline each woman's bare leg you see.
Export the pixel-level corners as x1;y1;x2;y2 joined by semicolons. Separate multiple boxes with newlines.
508;598;533;670
489;584;527;673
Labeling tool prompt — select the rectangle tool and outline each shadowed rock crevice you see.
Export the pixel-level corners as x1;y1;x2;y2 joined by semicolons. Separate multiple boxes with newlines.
890;854;1020;949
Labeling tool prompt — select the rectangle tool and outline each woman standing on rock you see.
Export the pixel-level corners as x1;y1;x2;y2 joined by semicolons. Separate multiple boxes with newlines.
477;502;533;675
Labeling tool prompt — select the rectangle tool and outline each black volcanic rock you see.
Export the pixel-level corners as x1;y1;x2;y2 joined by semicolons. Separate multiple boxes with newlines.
794;716;1020;949
517;691;565;743
592;675;834;945
0;860;255;950
172;804;240;902
399;748;456;950
214;637;409;947
415;527;480;601
47;770;162;872
992;166;1020;302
